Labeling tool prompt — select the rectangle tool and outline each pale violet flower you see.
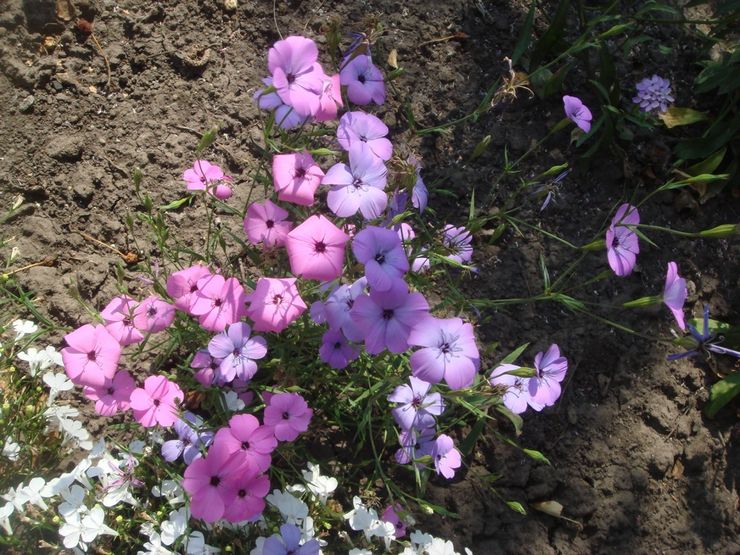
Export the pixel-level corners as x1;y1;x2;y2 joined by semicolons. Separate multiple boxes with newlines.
18;345;62;376
43;371;74;404
249;537;267;555
367;518;396;549
160;507;189;546
222;390;246;412
128;440;147;455
265;490;309;524
151;479;186;506
57;484;87;519
2;437;20;461
11;319;38;340
410;530;434;548
184;531;220;554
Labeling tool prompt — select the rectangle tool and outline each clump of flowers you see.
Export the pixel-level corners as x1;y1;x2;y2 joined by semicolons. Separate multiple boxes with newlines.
632;74;674;113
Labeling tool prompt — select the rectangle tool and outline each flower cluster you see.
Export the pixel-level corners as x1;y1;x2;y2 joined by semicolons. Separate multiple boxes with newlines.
633;74;674;114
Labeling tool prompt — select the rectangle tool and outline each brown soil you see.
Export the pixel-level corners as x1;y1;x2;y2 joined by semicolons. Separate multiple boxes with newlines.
1;0;738;553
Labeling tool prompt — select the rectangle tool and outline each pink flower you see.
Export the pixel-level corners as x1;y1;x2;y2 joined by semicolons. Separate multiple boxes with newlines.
381;504;407;538
191;350;219;386
244;200;293;248
83;370;136;416
214;414;277;473
100;295;143;346
166;265;213;313
190;274;247;332
272;152;325;206
245;277;307;333
285;215;349;282
182;160;233;199
268;36;324;117
663;261;687;330
431;434;462;479
314;73;344;122
61;324;122;388
183;440;251;523
222;471;270;523
489;364;541;414
606;203;640;276
129;375;184;428
133;295;176;333
263;392;313;442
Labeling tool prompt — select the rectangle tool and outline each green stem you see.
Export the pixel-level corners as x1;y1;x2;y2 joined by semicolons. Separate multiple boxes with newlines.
573;307;669;343
632;223;698;238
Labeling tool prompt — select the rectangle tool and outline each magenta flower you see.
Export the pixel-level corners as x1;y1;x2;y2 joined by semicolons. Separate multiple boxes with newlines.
336;111;392;161
182;160;233;199
350;278;430;354
606;203;640;277
245;277;307;333
489;364;542;414
272;152;325;206
340;54;386;105
563;95;592;133
82;370;136;416
663;261;687;330
319;329;360;369
322;278;368;342
442;225;473;264
129;375;184;428
166;264;212;313
191;350;219;386
352;226;409;292
324;144;388;219
381;504;407;538
314;72;344;122
268;36;324;117
222;470;270;523
285;215;349;282
208;322;267;382
61;324;122;388
244;200;293;248
387;376;445;431
254;77;308;130
214;414;277;473
432;434;462;479
133;295;176;333
528;344;568;408
263;392;313;442
182;440;251;523
190;274;247;332
100;295;143;346
407;317;480;390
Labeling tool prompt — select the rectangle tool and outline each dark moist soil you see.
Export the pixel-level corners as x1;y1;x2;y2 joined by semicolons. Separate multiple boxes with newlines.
1;0;739;553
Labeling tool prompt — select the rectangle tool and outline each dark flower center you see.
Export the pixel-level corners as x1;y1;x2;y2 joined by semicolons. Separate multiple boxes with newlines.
295;167;306;179
358;74;366;84
241;441;250;450
436;454;442;460
265;219;275;229
238;489;247;498
611;235;620;248
286;73;296;84
190;284;198;293
147;306;157;317
352;178;363;189
123;317;132;326
360;135;367;142
210;476;220;487
315;241;327;253
282;411;290;420
411;395;422;409
334;341;342;349
272;294;283;305
382;309;394;320
200;176;206;183
214;298;223;307
440;342;450;354
374;253;385;264
87;350;97;361
233;348;240;356
107;387;115;395
153;399;160;407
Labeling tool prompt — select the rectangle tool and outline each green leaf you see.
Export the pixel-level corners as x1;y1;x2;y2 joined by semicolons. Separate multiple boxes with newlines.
460;417;487;456
506;500;527;515
523;448;551;465
159;195;194;211
598;23;632;39
501;343;529;365
705;373;740;418
658;107;709;128
196;127;219;153
538;163;569;179
469;135;492;161
539;254;550;291
495;405;523;435
309;148;339;156
687;148;727;176
512;2;536;66
553;294;586;311
529;0;570;69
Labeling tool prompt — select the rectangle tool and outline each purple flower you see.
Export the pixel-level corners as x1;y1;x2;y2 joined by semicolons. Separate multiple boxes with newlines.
667;305;740;361
489;364;542;414
352;226;409;292
350;278;429;354
606;203;640;277
527;344;568;408
161;412;214;465
336;111;392;161
411;158;428;213
319;329;360;369
263;392;313;442
633;75;674;114
191;349;220;386
323;144;388;219
387;376;444;430
254;77;309;130
339;54;385;105
381;503;407;538
395;426;435;464
663;261;687;330
323;277;368;342
407;317;480;390
562;95;593;133
431;434;462;479
263;523;320;555
442;225;473;264
207;322;268;382
268;36;324;117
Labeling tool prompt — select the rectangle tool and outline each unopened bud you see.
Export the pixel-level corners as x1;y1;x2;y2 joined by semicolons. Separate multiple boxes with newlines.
698;224;738;238
24;404;34;416
52;515;60;524
623;295;662;308
115;515;123;523
581;239;606;251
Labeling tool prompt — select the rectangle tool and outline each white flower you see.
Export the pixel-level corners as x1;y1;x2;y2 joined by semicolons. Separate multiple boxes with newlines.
184;531;220;554
11;319;38;340
425;538;459;555
2;437;20;461
265;490;308;524
410;530;434;549
43;371;74;404
59;508;89;550
348;550;374;555
151;480;185;506
58;484;87;519
91;454;140;508
0;502;14;534
128;440;147;455
398;549;418;555
249;537;267;555
367;518;396;549
300;516;327;548
81;505;118;542
301;462;338;504
138;531;174;555
20;477;51;510
344;496;379;536
160;507;189;546
2;485;29;511
464;549;473;554
222;391;245;412
18;346;61;376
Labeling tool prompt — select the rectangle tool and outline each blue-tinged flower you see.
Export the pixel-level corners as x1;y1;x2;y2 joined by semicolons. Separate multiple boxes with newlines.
263;523;319;555
633;75;674;114
667;305;740;361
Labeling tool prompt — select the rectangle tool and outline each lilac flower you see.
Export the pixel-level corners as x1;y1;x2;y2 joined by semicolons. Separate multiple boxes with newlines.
323;278;368;342
387;376;444;430
340;54;385;105
352;226;409;292
336;111;392;161
263;393;313;442
323;144;388;219
319;329;360;369
489;364;542;414
667;305;740;361
410;156;428;213
161;412;214;465
191;350;220;386
606;203;640;277
442;225;473;264
562;95;592;133
407;317;480;390
663;261;687;330
254;77;308;130
528;344;568;408
263;523;319;555
350;278;429;354
207;322;268;382
395;426;435;465
633;75;674;113
268;36;324;117
431;434;462;479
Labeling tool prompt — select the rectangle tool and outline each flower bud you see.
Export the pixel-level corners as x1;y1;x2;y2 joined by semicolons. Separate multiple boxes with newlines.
52;515;60;524
115;515;123;523
24;404;34;416
623;295;662;308
581;239;606;251
698;224;738;238
213;184;233;200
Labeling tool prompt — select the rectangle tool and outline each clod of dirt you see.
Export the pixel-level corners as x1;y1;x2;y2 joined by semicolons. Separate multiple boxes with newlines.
45;136;84;162
169;45;213;77
18;94;34;112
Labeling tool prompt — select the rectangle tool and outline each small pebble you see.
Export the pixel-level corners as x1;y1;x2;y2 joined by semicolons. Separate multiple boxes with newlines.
18;95;34;112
